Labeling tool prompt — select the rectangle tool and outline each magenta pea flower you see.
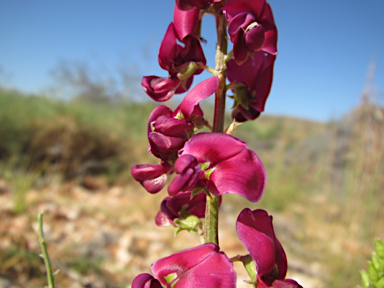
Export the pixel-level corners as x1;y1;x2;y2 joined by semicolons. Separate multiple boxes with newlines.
176;0;213;11
155;191;207;226
132;273;162;288
150;243;236;288
236;209;302;288
142;6;206;101
131;162;172;194
169;132;266;202
222;0;277;65
147;76;219;161
227;51;276;122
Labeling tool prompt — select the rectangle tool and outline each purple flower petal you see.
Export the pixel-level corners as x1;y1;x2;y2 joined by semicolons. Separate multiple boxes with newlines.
271;279;302;288
158;23;178;71
148;105;173;135
173;6;200;40
132;273;162;288
141;76;181;102
152;243;236;288
175;76;219;119
237;209;287;278
176;0;213;11
208;149;266;202
148;132;186;158
131;163;171;194
168;155;201;195
180;132;247;165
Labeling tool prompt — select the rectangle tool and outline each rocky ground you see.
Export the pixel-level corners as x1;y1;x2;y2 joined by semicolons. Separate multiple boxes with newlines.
0;176;347;288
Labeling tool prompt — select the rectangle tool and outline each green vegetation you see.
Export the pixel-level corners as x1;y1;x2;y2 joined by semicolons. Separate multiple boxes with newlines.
0;87;383;287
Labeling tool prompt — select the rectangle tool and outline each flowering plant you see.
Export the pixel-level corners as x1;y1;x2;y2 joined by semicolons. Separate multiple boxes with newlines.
131;0;302;287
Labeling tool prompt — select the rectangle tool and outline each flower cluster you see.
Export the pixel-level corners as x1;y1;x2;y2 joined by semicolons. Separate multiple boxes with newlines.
131;0;302;287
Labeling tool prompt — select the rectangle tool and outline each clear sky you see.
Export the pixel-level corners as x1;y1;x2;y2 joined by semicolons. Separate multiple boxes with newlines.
1;0;383;122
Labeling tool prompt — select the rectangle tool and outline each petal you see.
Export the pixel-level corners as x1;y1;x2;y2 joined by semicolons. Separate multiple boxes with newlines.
271;279;302;288
176;0;213;10
131;163;171;182
158;23;178;71
236;209;276;276
173;6;200;40
223;0;266;20
175;76;219;119
180;132;247;165
208;149;266;202
227;52;276;113
148;105;173;135
153;116;191;138
152;243;236;288
141;76;181;102
142;174;168;194
149;132;186;158
132;273;162;288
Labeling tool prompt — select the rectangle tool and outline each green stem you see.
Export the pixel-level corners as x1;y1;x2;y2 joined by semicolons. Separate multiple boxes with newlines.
38;212;56;288
204;10;227;245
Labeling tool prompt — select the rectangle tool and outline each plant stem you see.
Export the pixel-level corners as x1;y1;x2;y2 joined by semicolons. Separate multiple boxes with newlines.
204;11;227;245
38;212;56;288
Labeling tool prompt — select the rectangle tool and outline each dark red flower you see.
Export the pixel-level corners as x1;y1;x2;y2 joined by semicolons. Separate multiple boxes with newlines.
236;209;302;287
222;0;277;65
132;273;162;288
176;0;213;11
152;243;236;288
169;132;266;202
227;51;276;122
155;191;207;226
131;163;172;194
142;6;206;101
147;76;219;161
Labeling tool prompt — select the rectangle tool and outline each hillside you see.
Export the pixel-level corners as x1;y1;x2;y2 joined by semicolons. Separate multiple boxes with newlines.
0;88;383;288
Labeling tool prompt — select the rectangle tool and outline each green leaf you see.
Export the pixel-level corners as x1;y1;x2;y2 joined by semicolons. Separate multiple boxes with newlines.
376;276;384;288
368;261;379;282
375;239;384;259
360;270;370;288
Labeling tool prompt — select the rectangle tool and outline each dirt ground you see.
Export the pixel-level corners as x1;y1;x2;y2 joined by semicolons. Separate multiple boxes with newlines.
0;176;329;288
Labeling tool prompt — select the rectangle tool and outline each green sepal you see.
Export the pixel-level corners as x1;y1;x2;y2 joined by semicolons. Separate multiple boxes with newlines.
190;188;203;199
205;168;215;180
235;86;250;110
174;112;185;120
174;214;201;233
177;62;198;80
241;254;257;287
200;162;210;171
164;272;178;285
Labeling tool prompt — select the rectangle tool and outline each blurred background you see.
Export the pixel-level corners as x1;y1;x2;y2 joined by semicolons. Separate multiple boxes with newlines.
0;1;383;287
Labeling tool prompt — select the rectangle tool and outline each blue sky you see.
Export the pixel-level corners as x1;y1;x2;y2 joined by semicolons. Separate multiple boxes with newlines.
1;0;383;122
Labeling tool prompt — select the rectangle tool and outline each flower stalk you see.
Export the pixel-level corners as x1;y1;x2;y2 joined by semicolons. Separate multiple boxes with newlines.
204;10;228;246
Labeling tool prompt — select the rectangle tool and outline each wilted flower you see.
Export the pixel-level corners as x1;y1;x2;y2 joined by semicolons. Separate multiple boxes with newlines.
222;0;277;65
169;132;266;202
236;208;302;287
